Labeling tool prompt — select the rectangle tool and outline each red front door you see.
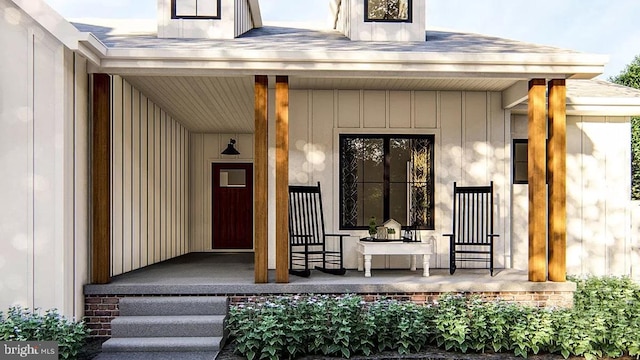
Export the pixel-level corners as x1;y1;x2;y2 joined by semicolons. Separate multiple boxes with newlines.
212;163;253;249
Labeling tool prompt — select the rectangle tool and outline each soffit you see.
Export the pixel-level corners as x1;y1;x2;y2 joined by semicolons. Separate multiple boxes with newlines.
124;75;519;133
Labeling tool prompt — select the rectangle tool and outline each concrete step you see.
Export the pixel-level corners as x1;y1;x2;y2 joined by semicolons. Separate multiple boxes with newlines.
102;336;223;352
111;315;226;338
95;351;218;360
119;297;228;316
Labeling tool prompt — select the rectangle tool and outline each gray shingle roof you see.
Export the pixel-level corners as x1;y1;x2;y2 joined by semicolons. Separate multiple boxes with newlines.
568;79;640;99
72;22;582;55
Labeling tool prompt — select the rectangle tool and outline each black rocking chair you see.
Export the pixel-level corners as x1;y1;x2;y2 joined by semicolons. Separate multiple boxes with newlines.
288;182;348;277
444;182;499;276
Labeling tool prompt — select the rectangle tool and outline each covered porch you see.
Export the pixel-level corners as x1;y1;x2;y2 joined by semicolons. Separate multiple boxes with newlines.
82;24;616;288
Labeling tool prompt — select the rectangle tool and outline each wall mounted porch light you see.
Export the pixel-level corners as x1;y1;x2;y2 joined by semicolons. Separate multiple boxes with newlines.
221;138;240;155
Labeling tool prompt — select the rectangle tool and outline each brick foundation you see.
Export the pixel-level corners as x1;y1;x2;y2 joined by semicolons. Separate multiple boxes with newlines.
84;290;573;337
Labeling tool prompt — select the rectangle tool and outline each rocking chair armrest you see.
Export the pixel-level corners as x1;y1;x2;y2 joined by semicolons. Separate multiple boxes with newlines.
487;234;500;237
443;233;455;238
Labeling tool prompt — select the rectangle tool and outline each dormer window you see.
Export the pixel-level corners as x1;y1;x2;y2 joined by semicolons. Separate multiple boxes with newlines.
365;0;412;23
172;0;221;19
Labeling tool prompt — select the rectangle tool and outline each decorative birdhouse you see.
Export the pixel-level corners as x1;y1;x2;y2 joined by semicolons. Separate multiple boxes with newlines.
382;219;402;240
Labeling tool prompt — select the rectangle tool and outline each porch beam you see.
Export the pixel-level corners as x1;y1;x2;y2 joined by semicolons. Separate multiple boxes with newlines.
528;79;547;282
254;75;269;283
92;74;111;284
275;76;289;283
502;80;529;109
547;79;567;282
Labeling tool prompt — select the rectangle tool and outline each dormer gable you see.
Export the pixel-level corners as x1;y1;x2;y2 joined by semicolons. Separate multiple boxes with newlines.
158;0;262;39
333;0;426;41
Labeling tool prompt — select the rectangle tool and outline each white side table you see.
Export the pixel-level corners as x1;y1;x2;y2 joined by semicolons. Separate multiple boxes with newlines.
356;240;433;277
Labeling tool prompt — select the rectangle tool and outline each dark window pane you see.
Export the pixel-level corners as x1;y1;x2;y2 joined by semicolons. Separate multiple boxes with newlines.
513;140;529;184
389;183;408;223
362;138;384;182
514;163;528;183
389;138;410;182
363;183;384;224
367;0;410;21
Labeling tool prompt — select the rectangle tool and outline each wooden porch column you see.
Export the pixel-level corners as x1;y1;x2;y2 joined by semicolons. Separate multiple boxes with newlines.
528;79;547;282
275;76;289;283
547;79;567;282
92;74;111;284
254;75;269;283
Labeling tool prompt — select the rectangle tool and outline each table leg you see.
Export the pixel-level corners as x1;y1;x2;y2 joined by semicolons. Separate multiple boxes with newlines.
423;254;430;277
364;255;372;277
410;255;417;271
357;252;363;272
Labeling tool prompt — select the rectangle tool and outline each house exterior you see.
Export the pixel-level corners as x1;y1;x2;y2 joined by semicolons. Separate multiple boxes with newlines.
2;0;640;320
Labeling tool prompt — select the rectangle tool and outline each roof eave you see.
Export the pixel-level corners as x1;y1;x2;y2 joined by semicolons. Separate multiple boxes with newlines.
94;49;608;79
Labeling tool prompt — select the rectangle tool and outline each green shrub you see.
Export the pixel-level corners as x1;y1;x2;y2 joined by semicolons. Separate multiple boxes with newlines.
228;276;640;359
0;306;88;359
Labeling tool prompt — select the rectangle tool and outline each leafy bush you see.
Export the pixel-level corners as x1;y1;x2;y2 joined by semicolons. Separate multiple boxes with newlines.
0;306;88;359
228;276;640;359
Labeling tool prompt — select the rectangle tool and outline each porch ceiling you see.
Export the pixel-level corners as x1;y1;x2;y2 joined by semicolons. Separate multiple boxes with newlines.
124;75;519;133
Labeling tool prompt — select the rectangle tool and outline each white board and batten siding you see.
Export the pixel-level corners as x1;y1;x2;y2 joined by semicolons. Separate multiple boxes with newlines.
285;90;508;270
110;76;190;277
189;90;507;270
337;0;426;42
189;133;253;252
234;0;253;38
511;115;633;276
0;0;90;319
158;0;254;39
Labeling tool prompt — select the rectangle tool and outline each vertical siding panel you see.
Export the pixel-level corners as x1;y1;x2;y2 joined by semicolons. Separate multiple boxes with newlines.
177;125;182;255
172;119;177;258
604;117;630;274
147;102;156;265
464;92;488;184
311;91;335;225
363;91;386;128
337;90;360;128
32;38;59;307
439;91;463;268
139;95;149;267
414;91;437;128
161;110;167;261
111;76;124;276
389;91;411;128
203;134;218;250
581;116;607;275
122;81;133;273
181;126;185;255
289;90;310;184
132;87;141;270
184;128;189;253
488;92;507;268
154;105;162;263
237;133;254;160
566;116;583;274
190;134;204;251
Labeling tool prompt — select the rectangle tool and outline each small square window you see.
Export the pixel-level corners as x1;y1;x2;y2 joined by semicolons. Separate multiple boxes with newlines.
513;139;549;184
365;0;412;22
513;140;528;184
172;0;221;19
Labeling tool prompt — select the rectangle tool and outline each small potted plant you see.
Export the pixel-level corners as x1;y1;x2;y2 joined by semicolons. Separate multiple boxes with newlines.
387;228;396;239
368;216;377;238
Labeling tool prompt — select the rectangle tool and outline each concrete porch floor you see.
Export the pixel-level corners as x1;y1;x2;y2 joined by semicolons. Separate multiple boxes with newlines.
84;253;575;295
